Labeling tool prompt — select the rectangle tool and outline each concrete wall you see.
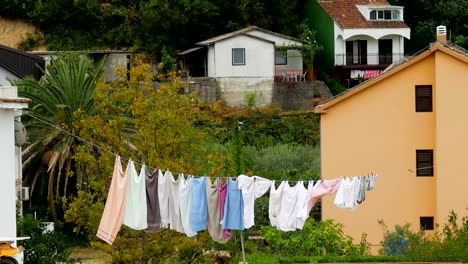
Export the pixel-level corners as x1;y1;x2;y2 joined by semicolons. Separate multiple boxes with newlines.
320;55;437;250
102;53;130;82
185;78;327;109
216;77;274;107
213;35;275;78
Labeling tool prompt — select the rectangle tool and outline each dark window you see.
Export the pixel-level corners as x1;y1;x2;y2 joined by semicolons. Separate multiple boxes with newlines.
416;150;433;176
370;10;376;20
384;10;392;19
346;40;367;65
420;217;434;230
415;85;433;112
377;10;384;19
379;39;393;64
232;48;245;65
275;50;287;65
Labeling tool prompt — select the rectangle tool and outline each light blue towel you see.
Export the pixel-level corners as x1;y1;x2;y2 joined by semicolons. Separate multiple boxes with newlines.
222;178;244;230
190;176;208;231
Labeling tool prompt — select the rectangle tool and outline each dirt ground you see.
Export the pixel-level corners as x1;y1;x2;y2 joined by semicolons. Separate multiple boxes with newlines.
0;17;45;49
69;247;112;264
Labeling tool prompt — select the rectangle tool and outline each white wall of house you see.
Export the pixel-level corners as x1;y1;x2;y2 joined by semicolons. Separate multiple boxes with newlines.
213;35;275;78
207;46;215;77
0;67;19;86
275;50;303;71
336;34;407;66
0;86;27;241
343;28;410;40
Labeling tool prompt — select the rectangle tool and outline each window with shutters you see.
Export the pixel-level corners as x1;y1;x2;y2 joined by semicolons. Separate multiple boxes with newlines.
415;85;432;112
232;48;245;65
416;149;433;176
420;216;434;230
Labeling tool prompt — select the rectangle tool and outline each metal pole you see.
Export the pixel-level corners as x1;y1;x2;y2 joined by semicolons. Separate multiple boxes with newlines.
240;230;246;264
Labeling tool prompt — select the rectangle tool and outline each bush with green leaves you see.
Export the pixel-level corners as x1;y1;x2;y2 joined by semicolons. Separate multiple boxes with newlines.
379;210;468;262
243;144;320;181
17;214;75;264
260;218;370;256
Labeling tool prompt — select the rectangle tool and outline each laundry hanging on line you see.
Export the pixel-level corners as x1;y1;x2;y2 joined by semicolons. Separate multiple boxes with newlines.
97;155;379;245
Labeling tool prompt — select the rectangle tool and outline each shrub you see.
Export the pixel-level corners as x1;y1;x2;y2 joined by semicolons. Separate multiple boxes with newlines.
260;218;369;256
17;214;75;264
243;144;320;181
379;210;468;262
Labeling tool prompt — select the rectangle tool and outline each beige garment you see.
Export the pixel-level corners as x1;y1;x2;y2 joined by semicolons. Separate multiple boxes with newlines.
206;177;229;243
96;156;130;244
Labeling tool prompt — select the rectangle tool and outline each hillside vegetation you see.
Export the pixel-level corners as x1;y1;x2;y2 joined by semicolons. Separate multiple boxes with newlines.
1;0;468;58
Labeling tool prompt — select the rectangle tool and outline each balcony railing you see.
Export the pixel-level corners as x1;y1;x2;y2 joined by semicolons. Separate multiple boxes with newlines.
274;69;317;83
335;53;404;66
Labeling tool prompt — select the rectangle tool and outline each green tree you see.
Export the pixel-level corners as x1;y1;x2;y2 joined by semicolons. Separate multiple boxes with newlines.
388;0;468;51
16;53;105;222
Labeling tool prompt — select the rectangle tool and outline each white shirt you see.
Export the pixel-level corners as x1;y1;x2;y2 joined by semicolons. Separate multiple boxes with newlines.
123;162;148;230
237;175;271;229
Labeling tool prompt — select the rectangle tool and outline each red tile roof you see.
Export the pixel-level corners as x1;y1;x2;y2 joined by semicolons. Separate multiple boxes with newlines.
317;0;409;29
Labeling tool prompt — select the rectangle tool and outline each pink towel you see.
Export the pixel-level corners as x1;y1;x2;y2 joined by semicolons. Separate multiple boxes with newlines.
96;156;130;244
219;178;232;239
306;179;342;214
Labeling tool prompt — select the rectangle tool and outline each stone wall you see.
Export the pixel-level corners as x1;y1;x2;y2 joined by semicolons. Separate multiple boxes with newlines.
182;78;331;110
272;80;331;110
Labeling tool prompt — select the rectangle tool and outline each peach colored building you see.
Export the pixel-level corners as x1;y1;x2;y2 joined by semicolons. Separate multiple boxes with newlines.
315;29;468;251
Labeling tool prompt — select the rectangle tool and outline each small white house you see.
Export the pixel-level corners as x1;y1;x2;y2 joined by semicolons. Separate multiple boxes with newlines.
180;26;305;107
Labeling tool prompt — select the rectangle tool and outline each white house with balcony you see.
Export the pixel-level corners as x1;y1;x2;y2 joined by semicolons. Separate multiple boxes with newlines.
307;0;410;87
179;26;305;107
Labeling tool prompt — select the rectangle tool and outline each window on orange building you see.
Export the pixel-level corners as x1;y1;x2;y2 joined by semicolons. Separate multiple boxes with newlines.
415;85;433;112
416;149;433;176
420;216;434;230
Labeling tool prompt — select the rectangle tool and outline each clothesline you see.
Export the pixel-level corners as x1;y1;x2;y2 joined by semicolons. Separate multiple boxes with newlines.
24;112;433;177
24;113;321;182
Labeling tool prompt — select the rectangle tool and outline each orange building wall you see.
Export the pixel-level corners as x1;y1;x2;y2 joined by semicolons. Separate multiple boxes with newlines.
434;51;468;226
320;55;437;251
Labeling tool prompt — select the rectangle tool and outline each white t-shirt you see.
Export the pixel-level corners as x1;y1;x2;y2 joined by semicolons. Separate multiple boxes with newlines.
123;162;148;230
268;180;285;227
237;175;271;229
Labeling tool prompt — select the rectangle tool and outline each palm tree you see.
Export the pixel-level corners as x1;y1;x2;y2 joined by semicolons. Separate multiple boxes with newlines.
16;53;105;222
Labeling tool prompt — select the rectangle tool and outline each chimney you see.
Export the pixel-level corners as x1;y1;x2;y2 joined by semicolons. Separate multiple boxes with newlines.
436;25;447;43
